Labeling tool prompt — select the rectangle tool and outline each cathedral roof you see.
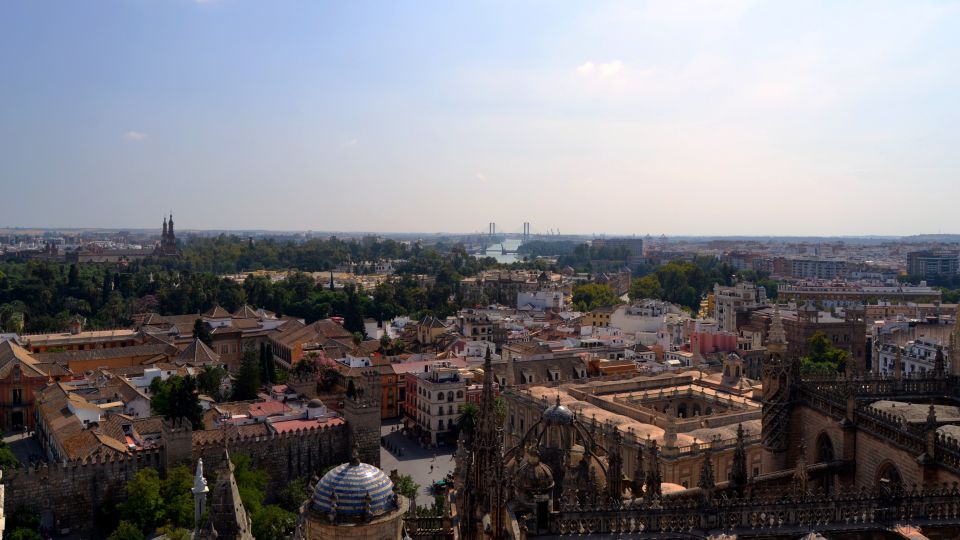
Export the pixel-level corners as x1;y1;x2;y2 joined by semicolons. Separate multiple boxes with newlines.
312;453;397;519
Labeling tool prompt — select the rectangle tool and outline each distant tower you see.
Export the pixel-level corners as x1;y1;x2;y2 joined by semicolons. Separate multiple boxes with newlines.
762;305;793;473
155;213;181;257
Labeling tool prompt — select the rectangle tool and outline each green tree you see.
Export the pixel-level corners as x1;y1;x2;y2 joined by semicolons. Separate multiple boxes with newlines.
572;283;619;312
252;505;296;540
7;530;42;540
160;465;195;528
0;439;20;470
231;453;269;517
107;521;145;540
394;474;420;500
800;331;849;375
149;375;203;428
156;525;190;540
193;319;213;346
118;468;163;530
629;274;664;301
197;365;227;400
455;403;480;443
278;477;309;512
232;345;262;400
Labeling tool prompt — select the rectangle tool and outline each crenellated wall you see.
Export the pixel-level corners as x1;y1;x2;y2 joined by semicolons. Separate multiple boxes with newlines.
3;449;164;536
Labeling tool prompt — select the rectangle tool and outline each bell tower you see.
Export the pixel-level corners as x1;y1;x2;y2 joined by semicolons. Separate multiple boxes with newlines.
762;305;793;473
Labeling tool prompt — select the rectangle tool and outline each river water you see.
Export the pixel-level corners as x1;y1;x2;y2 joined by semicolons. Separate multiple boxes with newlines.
484;238;524;264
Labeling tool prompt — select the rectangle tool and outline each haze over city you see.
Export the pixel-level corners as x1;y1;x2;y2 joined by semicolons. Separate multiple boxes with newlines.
2;1;960;235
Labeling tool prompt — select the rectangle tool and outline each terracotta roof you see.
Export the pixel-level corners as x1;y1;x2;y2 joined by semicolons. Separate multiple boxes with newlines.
204;306;233;318
176;339;222;366
32;342;175;364
0;340;48;378
271;319;352;348
233;305;260;319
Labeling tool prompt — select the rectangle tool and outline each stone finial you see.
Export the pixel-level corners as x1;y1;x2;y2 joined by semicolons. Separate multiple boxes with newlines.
193;458;209;495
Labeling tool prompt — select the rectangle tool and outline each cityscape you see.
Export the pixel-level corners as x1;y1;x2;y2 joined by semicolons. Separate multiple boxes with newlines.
3;2;960;540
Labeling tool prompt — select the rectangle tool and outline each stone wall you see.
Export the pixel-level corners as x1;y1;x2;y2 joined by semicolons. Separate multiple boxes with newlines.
192;422;351;494
2;449;164;536
3;421;353;536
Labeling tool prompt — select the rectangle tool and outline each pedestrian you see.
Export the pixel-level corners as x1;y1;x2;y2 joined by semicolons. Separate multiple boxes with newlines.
430;464;434;473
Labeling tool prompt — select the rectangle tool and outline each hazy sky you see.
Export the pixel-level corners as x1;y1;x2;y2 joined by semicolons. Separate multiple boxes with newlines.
2;1;959;236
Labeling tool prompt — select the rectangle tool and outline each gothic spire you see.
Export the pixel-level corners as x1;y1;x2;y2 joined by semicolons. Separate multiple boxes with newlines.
730;423;748;496
697;444;715;498
162;216;168;238
632;440;645;498
934;346;945;377
792;440;809;496
644;439;662;502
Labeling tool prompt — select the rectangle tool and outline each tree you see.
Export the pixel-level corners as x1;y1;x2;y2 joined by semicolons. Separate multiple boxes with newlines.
252;505;296;540
197;365;226;400
0;439;20;470
278;477;309;512
572;283;620;312
233;345;262;400
394;474;420;500
193;319;212;346
800;331;849;374
259;342;276;386
7;530;42;540
160;465;195;529
629;274;663;301
455;403;480;443
107;521;145;540
149;375;203;428
156;525;190;540
118;468;163;530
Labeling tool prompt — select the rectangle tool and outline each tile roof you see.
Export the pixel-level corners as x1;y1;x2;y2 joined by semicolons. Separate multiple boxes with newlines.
204;306;233;318
0;340;48;378
176;338;222;366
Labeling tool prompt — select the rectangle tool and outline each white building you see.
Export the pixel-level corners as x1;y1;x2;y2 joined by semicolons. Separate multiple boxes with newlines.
517;290;565;311
713;282;768;333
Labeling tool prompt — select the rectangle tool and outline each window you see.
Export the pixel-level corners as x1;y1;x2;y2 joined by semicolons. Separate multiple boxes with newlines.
12;389;23;405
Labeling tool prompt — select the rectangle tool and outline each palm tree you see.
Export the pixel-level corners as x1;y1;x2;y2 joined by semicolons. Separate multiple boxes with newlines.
456;403;480;443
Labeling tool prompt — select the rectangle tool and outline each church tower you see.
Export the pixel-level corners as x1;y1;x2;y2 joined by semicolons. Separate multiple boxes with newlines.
762;305;793;473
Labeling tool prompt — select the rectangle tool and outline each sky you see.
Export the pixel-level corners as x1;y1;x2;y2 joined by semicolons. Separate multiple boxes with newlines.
1;1;959;236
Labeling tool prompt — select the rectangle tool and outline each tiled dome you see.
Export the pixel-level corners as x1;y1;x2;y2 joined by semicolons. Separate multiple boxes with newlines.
312;455;397;519
543;395;574;426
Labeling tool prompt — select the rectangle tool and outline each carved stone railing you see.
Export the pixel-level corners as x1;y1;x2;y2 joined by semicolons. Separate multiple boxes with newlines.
548;484;960;536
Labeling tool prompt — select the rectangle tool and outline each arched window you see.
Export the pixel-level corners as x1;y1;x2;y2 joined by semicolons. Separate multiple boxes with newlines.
876;461;903;493
677;404;687;418
816;432;835;462
705;407;713;415
457;390;463;398
692;404;701;417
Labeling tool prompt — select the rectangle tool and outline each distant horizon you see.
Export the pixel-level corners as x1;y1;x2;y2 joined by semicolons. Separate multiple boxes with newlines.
2;224;960;242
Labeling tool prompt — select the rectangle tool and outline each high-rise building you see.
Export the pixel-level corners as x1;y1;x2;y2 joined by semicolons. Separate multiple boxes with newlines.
907;250;959;278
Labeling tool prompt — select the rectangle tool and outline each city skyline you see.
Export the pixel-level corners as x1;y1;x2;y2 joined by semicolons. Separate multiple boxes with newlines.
2;1;960;235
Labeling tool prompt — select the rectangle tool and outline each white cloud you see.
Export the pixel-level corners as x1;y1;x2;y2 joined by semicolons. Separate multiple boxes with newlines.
124;131;147;141
598;60;623;78
475;172;487;182
341;138;358;147
576;60;623;78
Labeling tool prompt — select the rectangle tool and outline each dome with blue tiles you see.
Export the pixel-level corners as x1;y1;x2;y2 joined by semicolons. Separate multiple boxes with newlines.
543;394;574;426
312;446;397;521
